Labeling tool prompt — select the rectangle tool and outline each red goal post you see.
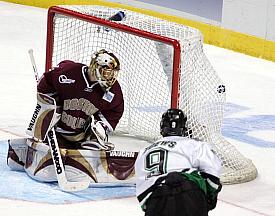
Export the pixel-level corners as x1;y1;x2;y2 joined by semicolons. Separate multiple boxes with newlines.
45;5;257;184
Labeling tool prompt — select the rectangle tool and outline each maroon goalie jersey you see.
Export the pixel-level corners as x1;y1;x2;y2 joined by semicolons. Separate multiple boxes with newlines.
37;60;124;140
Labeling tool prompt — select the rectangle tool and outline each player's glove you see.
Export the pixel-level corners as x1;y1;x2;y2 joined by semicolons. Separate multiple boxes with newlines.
200;172;222;211
81;115;114;151
92;120;107;140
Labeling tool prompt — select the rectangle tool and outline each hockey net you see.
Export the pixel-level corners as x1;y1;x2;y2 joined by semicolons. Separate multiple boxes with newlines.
46;5;257;184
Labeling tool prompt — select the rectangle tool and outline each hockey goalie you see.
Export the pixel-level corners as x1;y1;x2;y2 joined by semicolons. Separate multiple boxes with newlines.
7;49;137;189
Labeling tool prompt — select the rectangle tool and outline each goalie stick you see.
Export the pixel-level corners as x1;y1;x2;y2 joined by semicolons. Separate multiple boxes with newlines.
28;49;90;192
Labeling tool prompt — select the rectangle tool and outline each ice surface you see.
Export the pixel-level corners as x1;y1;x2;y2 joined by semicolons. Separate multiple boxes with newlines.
1;2;275;216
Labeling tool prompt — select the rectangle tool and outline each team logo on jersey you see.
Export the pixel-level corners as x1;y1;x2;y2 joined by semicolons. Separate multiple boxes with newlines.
59;75;75;84
103;91;114;103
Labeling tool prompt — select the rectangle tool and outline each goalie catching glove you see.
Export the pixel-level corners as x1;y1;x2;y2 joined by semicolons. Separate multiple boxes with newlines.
91;116;107;141
81;115;114;151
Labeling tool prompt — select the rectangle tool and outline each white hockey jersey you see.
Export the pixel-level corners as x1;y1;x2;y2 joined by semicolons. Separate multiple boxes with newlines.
135;136;222;201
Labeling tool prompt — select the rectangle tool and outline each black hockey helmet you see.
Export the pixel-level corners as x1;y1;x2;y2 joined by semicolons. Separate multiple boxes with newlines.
160;108;187;137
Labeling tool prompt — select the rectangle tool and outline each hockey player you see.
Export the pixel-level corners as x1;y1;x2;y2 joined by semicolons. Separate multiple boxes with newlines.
135;108;222;216
35;49;123;149
7;49;130;184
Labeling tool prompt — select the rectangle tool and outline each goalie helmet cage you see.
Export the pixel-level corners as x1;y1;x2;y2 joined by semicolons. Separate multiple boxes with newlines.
46;5;257;184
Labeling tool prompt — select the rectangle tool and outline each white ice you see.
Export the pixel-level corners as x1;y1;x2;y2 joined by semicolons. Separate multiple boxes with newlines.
1;2;275;216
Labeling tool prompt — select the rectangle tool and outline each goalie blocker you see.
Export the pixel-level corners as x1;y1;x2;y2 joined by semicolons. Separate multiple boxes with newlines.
7;92;136;184
25;92;61;141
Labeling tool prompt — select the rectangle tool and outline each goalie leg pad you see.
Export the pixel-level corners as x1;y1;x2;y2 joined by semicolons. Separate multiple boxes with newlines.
24;138;136;184
24;138;56;182
7;138;28;171
24;139;93;183
8;137;136;184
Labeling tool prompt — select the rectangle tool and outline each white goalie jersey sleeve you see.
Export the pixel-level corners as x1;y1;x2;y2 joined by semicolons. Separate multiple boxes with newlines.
135;136;222;198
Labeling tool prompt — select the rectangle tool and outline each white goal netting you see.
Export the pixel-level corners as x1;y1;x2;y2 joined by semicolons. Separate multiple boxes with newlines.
46;5;257;184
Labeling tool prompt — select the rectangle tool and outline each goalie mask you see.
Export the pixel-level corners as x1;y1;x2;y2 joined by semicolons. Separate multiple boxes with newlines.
160;108;187;137
89;49;120;90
